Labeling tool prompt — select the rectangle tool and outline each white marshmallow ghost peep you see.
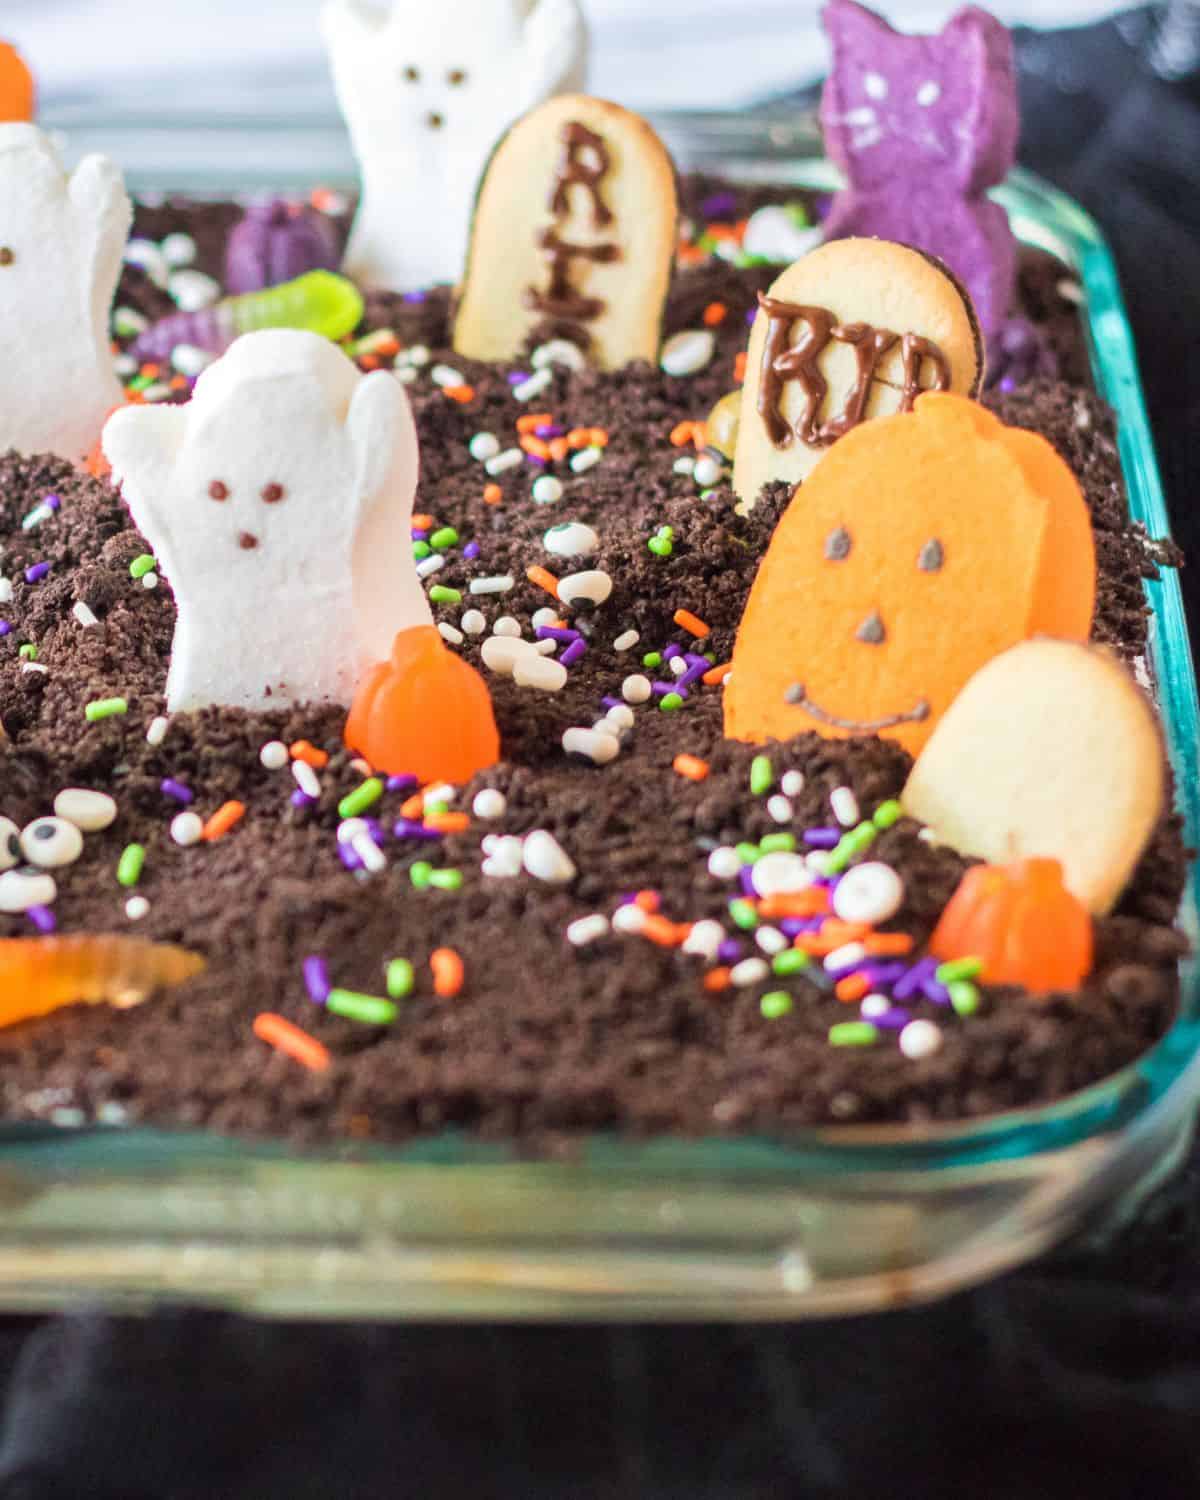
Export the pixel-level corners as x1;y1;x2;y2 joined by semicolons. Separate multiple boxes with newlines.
322;0;588;291
102;330;431;714
0;124;130;462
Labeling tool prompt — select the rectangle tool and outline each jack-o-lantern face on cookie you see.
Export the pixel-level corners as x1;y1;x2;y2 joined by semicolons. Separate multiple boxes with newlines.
724;393;1096;757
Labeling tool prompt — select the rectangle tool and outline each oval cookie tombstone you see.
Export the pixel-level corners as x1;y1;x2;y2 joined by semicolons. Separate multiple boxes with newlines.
732;237;983;507
453;94;678;371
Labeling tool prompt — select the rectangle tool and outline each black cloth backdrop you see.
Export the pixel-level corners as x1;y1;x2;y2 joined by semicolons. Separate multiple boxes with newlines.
1;12;1200;1497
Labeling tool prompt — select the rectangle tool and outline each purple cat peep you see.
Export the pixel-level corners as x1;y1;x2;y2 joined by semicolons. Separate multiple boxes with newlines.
819;0;1019;337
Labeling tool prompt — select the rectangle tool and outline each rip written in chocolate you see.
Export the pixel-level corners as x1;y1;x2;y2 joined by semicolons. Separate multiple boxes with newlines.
757;294;951;450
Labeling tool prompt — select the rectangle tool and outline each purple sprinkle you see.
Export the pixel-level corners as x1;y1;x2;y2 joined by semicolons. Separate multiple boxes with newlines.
804;828;841;849
825;954;869;980
361;817;387;844
663;643;683;662
601;696;623;711
387;774;418;793
701;191;737;218
394;818;442;842
998;375;1016;394
651;680;686;699
560;638;586;667
780;917;823;937
525;454;549;469
411;528;429;541
303;955;331;1004
859;961;909;988
535;424;565;439
26;905;56;934
462;541;481;561
506;371;529;386
290;789;317;809
677;661;708;691
0;622;9;637
536;625;581;644
745;308;758;327
738;866;757;897
24;562;50;584
338;843;362;871
160;777;193;804
893;956;937;1002
402;289;427;304
44;494;61;512
716;938;743;964
922;977;952;1006
867;1007;910;1032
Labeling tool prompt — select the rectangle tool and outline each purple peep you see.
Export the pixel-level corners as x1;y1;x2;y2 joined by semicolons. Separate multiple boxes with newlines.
819;0;1019;337
225;197;341;295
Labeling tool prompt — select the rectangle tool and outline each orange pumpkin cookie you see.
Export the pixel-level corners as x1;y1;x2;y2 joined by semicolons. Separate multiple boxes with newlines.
903;639;1164;914
732;237;984;507
724;393;1095;757
0;42;33;123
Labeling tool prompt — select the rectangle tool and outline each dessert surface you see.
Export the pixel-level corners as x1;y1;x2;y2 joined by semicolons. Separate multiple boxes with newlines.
0;181;1186;1149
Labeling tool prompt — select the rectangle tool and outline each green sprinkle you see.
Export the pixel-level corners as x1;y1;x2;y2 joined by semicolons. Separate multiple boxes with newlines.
829;1021;878;1047
428;584;462;605
659;692;684;712
760;991;794;1020
85;697;128;722
772;949;810;977
642;651;663;669
338;777;383;820
936;956;984;984
949;981;981;1017
657;526;675;541
129;554;156;580
326;988;397;1026
412;540;432;560
127;373;155;393
410;860;433;890
18;644;36;661
423;800;450;817
728;898;759;930
647;536;673;558
428;868;463;892
749;754;774;796
847;821;878;853
386;958;414;1000
116;843;145;887
430;526;459;551
873;799;903;830
785;201;813;229
759;832;796;854
735;841;760;865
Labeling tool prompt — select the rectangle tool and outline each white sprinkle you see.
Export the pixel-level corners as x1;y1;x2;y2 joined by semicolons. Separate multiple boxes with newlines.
171;343;215;378
146;716;169;748
349;757;373;778
567;913;610;946
918;827;940;847
900;1019;943;1060
683;919;725;960
491;615;522;637
0;870;56;913
824;941;867;973
673;456;696;476
404;344;431;368
531;605;560;630
832;862;904;926
469;432;501;462
864;71;889;99
431;363;466;388
613;629;640;653
484;448;524;476
831;786;859;827
0;578;12;604
141;572;159;590
562;726;619;765
113;353;137;378
612;902;647;935
767;794;793;824
97;1102;129;1125
54;789;117;832
140;383;173;404
20;662;47;675
513;654;568;692
570;446;603;474
860;994;891;1020
352;830;387;874
622;674;652;705
425;783;456;807
470;574;515;595
806;850;832;875
693;454;726;488
460;609;487;636
755;925;788;956
160;232;197;268
112;305;149;339
50;1107;86;1128
730;957;769;987
416;554;445;579
781;770;805;798
124;238;170;288
259;740;289;771
707;846;742;881
751;852;812;898
558;569;612;607
438;622;464;645
741;205;823;265
72;601;99;628
592;718;621;739
482;636;536;677
669;655;688;677
513;369;553;402
125;895;150;921
169;268;221;312
395;364;418;384
481;834;524;879
292;759;321;799
522;829;576;884
472;788;507;820
532;475;564;504
660;328;716;377
915;79;941;107
605;704;635;730
532;339;586;372
170;816;202;852
1056;277;1083;306
544;521;599;558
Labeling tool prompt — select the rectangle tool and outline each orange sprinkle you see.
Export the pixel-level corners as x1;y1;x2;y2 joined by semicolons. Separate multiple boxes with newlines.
375;334;401;357
310;187;341;213
673;608;710;639
588;428;610;448
520;436;552;461
443;384;476;404
169;375;188;391
430;946;464;998
864;933;915;957
424;811;470;834
703;966;732;992
835;973;871;1003
669;420;697;448
734;352;748;384
400;792;426;820
360;354;381;371
758;889;831;920
795;932;854;958
254;1013;331;1073
633;889;661;913
691;422;708;450
526;565;560;599
517;412;554;434
641;914;685;947
566;427;592;449
818;920;872;945
677;245;706;268
706;223;739;243
702;661;733;686
483;483;503;505
139;363;161;380
703;302;728;327
548;438;570;463
202;800;246;842
411;514;436;531
290;739;330;769
673;754;710;782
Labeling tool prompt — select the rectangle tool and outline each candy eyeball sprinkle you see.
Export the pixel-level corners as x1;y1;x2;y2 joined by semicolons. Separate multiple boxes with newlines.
0;817;20;871
20;816;85;869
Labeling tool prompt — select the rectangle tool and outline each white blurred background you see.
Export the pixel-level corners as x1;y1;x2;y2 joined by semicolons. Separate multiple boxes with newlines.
7;0;1122;112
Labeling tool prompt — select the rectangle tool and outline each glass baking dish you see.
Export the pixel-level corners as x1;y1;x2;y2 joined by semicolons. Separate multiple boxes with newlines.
0;109;1195;1321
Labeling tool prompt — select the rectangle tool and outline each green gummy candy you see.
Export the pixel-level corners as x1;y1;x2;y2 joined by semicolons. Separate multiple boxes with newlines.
230;270;365;343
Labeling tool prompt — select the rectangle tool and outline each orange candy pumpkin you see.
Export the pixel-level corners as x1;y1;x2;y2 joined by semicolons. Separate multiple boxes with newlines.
0;43;34;123
724;392;1096;756
344;624;500;784
930;858;1093;994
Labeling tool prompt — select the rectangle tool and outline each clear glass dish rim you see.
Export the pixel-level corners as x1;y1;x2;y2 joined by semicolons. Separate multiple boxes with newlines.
3;115;1197;1186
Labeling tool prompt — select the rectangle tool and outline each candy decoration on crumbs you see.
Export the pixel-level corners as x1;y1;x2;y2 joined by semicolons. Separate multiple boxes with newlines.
725;394;1095;757
819;0;1018;337
0;936;205;1028
225;197;341;294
